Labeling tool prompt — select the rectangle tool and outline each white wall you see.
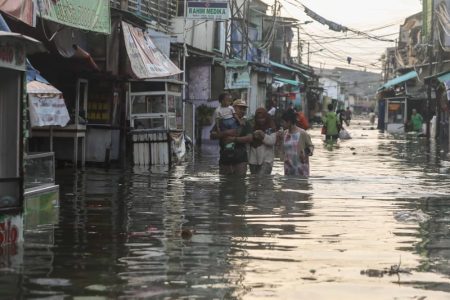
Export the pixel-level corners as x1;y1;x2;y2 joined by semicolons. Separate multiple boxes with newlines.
172;18;225;53
319;77;339;100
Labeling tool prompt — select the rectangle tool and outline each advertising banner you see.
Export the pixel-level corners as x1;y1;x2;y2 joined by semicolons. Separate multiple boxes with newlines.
225;67;250;89
122;21;182;79
36;0;110;34
28;94;70;127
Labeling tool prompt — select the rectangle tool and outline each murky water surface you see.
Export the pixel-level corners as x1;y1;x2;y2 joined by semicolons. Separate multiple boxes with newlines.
2;120;450;299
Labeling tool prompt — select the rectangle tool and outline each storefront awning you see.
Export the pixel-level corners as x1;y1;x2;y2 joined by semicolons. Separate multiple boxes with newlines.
437;72;450;83
274;76;301;87
270;60;310;79
122;21;182;79
377;71;417;91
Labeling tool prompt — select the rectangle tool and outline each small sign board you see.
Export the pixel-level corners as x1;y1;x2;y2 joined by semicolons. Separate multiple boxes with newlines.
187;1;229;20
0;41;25;71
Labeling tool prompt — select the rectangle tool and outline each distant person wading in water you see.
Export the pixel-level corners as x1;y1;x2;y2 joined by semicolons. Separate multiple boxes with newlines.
322;104;341;141
278;109;314;177
410;109;423;132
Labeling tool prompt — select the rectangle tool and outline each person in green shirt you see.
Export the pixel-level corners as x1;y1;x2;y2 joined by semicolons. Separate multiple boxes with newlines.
410;109;423;132
322;103;340;141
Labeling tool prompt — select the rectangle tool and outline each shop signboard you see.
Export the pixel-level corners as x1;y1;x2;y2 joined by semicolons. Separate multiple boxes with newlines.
0;40;25;71
225;67;250;89
187;1;229;20
36;0;111;34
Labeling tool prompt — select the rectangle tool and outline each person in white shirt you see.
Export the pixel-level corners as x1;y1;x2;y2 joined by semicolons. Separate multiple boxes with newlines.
215;93;243;149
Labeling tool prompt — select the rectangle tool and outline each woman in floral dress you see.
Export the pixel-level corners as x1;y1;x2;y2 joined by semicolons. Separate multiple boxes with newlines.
278;109;314;176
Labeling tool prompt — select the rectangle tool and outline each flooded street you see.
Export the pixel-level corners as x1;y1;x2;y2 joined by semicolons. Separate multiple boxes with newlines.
2;120;450;299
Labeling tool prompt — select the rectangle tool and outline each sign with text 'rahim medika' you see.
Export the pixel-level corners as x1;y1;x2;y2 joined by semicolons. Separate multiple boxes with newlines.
187;1;229;20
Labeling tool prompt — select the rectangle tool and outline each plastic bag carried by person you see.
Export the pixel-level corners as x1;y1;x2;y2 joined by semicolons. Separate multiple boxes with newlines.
339;128;351;139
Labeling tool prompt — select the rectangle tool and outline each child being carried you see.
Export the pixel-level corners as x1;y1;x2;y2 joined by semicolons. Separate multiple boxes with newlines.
215;97;243;150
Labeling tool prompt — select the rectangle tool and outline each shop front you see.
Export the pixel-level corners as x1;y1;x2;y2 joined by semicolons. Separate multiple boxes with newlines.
0;31;44;252
377;71;426;133
121;21;184;166
0;31;44;212
128;79;185;165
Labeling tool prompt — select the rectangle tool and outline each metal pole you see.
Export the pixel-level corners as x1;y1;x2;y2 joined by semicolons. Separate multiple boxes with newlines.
297;26;301;64
182;0;187;131
307;42;310;66
426;0;435;139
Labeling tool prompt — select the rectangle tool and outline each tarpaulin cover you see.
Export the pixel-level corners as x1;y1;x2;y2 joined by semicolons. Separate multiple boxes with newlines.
0;0;35;26
36;0;110;34
122;21;182;79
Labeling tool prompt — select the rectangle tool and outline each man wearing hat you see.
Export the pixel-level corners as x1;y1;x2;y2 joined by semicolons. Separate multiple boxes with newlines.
210;97;253;175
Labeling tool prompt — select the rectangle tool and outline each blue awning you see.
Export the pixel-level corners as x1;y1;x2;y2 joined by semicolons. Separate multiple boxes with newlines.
274;76;301;86
377;71;417;91
437;72;450;83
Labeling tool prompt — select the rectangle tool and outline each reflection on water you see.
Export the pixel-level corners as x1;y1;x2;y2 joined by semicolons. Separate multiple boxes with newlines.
1;120;450;299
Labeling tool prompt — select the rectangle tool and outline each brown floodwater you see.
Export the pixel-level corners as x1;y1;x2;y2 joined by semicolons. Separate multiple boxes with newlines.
1;119;450;299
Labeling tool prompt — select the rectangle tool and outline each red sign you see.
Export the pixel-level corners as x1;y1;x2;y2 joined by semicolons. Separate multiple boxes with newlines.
0;219;18;246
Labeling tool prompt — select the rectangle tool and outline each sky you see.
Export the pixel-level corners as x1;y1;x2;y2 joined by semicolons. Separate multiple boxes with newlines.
265;0;423;73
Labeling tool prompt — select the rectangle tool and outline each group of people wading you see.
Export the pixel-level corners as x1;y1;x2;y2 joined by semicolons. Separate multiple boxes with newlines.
210;93;314;176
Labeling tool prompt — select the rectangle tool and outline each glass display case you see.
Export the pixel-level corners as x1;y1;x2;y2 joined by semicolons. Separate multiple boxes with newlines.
128;80;185;166
129;80;183;130
385;97;407;133
24;152;55;190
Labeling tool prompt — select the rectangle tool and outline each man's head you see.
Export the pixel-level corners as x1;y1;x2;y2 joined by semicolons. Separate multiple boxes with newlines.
232;99;248;117
412;109;417;115
327;103;333;111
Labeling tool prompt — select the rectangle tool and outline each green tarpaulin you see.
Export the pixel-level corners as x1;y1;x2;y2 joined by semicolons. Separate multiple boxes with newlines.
36;0;110;34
